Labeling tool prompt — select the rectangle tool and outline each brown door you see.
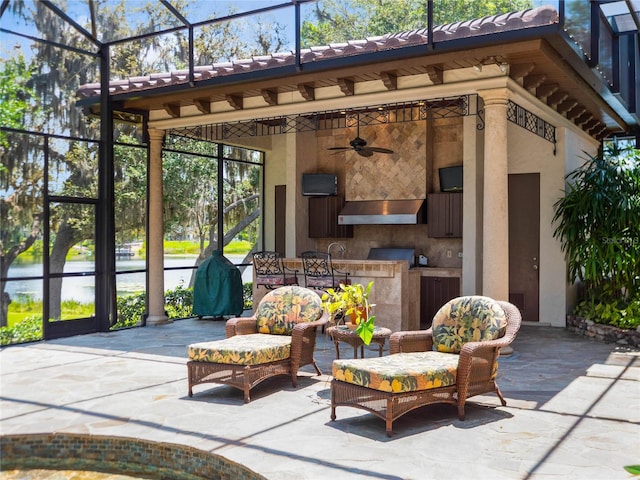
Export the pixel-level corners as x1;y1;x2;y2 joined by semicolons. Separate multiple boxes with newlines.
275;185;286;255
508;173;540;322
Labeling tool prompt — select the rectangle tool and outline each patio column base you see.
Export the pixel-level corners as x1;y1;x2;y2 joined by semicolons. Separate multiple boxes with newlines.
146;315;172;326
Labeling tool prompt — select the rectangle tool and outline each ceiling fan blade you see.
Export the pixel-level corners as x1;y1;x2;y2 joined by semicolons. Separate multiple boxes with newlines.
366;147;394;154
357;149;375;157
327;147;351;151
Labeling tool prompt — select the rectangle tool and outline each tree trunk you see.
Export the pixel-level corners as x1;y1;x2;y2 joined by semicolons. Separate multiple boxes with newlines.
48;222;83;320
0;216;41;328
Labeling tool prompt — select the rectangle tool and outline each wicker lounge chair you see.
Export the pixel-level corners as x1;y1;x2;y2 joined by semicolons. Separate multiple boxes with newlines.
187;285;328;402
330;295;522;436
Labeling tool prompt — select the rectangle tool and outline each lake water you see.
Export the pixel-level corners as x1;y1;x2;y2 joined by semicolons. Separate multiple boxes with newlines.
4;255;253;304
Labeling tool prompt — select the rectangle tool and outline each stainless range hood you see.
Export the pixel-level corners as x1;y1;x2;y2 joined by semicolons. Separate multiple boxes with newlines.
338;199;426;225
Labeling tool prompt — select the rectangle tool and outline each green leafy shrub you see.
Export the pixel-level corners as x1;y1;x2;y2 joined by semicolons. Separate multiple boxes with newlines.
243;282;253;310
553;140;640;328
0;315;43;345
113;292;146;329
165;284;193;319
576;296;640;330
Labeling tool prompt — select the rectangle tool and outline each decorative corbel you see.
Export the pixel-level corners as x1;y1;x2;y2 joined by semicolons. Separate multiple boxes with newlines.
298;84;315;101
164;103;180;118
261;89;278;106
225;94;243;110
193;98;210;114
337;77;355;96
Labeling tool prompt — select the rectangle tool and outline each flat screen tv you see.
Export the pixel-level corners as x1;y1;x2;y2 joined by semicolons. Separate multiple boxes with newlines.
439;166;463;192
302;173;337;196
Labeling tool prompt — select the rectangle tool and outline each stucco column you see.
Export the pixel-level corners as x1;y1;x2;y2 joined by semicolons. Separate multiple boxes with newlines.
146;128;170;325
479;89;509;300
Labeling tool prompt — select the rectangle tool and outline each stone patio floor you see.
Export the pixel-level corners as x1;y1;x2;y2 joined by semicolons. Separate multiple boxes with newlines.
1;319;639;479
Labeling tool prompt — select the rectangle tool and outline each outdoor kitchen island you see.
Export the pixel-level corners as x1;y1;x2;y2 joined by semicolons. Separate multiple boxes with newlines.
252;259;462;332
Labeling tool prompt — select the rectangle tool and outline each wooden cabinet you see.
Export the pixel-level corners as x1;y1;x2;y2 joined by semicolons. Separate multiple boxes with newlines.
427;192;463;238
308;196;353;238
420;276;460;327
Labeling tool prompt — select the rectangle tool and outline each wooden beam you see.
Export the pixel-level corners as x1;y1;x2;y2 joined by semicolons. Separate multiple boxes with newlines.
523;74;546;92
193;98;210;114
509;63;535;82
261;89;278;106
225;94;243;110
298;83;314;101
557;98;578;114
595;127;609;140
380;71;398;90
536;83;558;100
547;90;568;108
425;65;443;84
567;105;586;121
584;119;600;132
337;77;355;96
164;102;180;118
575;113;593;126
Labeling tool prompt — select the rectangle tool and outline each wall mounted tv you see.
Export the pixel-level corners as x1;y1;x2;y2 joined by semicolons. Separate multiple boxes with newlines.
302;174;337;196
439;166;463;192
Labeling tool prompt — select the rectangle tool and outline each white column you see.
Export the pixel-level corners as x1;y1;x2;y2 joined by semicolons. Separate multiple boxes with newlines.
146;128;170;325
479;89;510;301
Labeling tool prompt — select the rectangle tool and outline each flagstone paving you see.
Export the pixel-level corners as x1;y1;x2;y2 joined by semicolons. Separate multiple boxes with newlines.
1;319;638;479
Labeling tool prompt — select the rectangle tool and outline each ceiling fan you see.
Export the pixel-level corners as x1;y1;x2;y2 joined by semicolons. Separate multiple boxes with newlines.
327;116;394;157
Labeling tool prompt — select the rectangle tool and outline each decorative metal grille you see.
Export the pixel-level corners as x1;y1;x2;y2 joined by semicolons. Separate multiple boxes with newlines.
169;95;482;142
507;101;556;153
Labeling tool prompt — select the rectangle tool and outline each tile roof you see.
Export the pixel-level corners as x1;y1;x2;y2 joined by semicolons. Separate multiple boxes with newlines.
76;6;558;100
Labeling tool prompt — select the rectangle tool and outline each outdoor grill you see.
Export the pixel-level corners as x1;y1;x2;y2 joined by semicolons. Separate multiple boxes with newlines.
366;248;415;268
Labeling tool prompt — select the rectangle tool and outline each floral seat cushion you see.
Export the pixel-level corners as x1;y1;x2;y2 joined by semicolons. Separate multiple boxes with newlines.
256;285;324;335
188;334;292;365
432;295;507;353
256;275;297;286
332;352;459;393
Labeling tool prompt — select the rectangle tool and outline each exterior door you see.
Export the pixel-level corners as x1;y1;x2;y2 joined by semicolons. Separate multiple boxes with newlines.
275;185;286;255
508;173;540;322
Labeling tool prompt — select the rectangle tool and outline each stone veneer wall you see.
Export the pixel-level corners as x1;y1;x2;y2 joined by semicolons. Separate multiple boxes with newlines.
312;117;464;266
1;433;266;480
566;315;640;349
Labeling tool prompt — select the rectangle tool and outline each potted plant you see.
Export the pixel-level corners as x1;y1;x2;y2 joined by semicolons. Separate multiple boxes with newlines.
322;281;376;345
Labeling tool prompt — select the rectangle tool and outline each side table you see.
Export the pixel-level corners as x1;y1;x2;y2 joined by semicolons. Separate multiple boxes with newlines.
326;325;392;359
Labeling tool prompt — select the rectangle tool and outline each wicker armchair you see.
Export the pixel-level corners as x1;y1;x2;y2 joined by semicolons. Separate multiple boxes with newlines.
330;296;522;436
187;286;328;402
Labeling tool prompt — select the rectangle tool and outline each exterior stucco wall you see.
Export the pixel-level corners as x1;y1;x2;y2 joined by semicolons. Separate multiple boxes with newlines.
507;123;565;326
506;120;598;326
264;131;316;256
462;115;484;295
561;128;600;313
263;135;288;252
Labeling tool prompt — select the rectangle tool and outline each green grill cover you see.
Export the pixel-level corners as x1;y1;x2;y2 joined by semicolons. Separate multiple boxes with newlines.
192;251;244;317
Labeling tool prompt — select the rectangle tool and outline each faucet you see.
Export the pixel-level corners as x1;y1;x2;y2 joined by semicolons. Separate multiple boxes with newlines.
327;242;346;259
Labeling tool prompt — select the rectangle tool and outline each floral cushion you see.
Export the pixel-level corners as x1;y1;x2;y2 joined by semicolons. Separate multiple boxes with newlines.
307;277;350;288
256;275;297;286
188;334;291;365
256;286;324;335
432;296;507;354
332;352;458;393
